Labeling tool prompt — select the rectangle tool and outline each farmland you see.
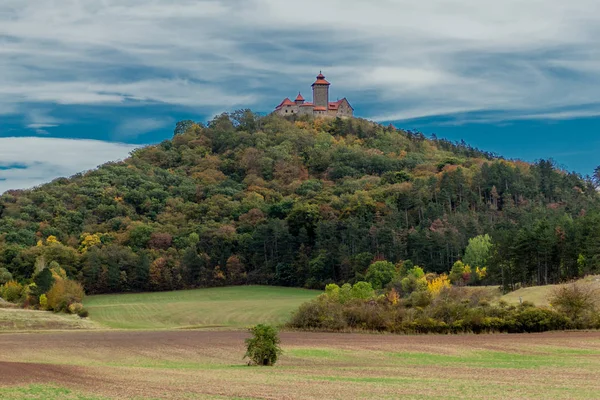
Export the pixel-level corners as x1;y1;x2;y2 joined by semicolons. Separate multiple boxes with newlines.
1;330;599;399
1;285;599;399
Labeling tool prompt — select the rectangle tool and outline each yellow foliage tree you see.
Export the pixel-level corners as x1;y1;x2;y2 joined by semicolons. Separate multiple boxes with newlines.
476;266;487;280
46;279;84;312
427;274;451;296
79;233;102;253
386;288;400;305
46;235;60;245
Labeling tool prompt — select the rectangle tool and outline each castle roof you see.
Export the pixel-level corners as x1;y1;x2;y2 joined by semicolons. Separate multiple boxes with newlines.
295;93;305;101
328;98;353;111
314;106;327;111
312;72;330;86
275;98;295;110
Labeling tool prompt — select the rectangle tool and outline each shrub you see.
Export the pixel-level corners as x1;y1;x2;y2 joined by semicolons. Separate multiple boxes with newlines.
68;302;89;318
350;282;374;300
0;281;23;303
0;268;13;285
514;308;570;333
39;294;48;310
549;283;598;324
244;324;282;366
46;279;85;312
68;302;84;314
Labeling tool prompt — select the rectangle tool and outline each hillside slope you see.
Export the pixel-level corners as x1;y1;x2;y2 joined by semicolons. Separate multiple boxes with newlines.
1;111;599;294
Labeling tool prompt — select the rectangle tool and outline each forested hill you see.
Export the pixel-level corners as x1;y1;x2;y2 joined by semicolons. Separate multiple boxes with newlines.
1;111;599;294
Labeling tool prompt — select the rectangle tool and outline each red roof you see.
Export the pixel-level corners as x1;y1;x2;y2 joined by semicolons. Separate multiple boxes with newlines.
295;93;305;101
275;98;295;109
313;106;327;111
300;102;314;107
328;100;342;110
312;72;330;86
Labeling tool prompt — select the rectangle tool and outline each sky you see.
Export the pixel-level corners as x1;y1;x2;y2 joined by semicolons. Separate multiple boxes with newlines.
1;0;599;192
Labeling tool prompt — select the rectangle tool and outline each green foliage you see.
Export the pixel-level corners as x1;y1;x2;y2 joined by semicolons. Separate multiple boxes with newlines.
0;113;599;296
244;324;282;366
549;283;599;326
289;285;585;334
463;234;492;270
365;261;396;289
0;267;13;284
33;268;54;296
399;266;427;295
449;261;466;284
350;281;375;300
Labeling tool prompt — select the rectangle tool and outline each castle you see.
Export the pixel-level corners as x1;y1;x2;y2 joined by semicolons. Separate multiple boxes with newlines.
274;72;354;118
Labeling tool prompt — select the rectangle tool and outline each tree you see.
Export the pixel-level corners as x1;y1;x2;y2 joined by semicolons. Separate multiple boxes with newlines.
594;166;600;188
350;281;375;300
33;268;55;296
244;324;282;366
0;268;13;285
463;234;492;270
173;120;196;136
365;261;396;290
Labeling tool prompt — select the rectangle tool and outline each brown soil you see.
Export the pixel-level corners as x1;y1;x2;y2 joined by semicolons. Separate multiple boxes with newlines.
0;330;598;399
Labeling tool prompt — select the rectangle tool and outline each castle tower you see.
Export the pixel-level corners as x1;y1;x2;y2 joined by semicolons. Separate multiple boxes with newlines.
312;72;330;109
295;92;305;105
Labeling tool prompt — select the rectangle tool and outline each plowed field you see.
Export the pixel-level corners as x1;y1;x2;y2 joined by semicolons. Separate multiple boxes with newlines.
1;330;599;399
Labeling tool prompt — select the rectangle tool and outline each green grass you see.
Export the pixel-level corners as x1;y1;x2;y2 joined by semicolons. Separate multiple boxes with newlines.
0;385;108;400
501;276;600;306
84;285;318;329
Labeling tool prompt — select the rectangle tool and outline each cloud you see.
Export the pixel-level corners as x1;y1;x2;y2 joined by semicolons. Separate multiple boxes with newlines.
115;117;173;139
1;0;600;126
0;137;139;193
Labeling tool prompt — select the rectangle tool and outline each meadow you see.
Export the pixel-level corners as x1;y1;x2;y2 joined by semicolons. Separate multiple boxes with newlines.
83;286;318;329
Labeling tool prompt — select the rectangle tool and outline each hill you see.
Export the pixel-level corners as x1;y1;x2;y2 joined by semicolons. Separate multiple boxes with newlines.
84;285;317;329
0;111;599;294
501;275;600;306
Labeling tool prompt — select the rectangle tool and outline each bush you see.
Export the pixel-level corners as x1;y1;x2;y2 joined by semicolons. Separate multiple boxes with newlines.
0;268;13;285
68;302;89;318
350;281;375;300
514;308;570;333
46;279;85;312
0;281;23;303
244;324;282;366
550;283;598;325
39;294;48;310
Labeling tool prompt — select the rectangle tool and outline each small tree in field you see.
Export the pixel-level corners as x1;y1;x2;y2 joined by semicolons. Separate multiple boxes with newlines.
244;324;282;366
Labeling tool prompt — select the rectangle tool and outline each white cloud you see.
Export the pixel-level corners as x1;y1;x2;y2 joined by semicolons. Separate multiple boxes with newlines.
115;117;173;139
1;0;600;123
0;137;139;193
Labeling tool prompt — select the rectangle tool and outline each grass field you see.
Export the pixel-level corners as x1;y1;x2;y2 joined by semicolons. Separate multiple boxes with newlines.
84;286;318;330
501;275;600;306
0;308;99;332
0;330;599;399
